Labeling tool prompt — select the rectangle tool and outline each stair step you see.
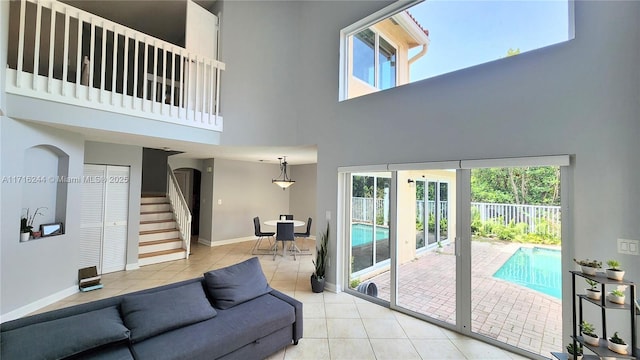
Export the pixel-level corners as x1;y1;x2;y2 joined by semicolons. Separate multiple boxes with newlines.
141;219;174;224
140;219;176;231
140;211;174;221
139;238;183;254
139;228;180;242
140;228;178;235
139;248;184;258
139;238;182;246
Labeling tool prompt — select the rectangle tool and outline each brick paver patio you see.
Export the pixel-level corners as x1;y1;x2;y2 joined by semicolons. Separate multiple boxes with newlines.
359;239;562;358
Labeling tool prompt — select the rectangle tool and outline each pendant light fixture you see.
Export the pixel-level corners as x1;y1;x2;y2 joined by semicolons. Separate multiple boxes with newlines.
272;156;295;190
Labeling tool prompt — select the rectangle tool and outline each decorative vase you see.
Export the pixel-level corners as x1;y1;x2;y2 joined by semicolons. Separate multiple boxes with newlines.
607;339;628;354
583;334;599;346
606;269;625;281
20;232;30;242
607;292;625;305
585;288;601;301
580;266;597;276
310;275;325;293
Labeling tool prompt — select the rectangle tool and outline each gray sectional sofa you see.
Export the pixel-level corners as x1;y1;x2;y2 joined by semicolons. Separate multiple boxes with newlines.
0;257;303;360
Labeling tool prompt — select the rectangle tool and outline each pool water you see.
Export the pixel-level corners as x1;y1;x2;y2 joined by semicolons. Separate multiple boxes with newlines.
351;223;389;247
493;247;561;299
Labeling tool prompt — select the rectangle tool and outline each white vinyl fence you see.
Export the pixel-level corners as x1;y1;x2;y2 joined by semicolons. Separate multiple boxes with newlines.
352;197;561;238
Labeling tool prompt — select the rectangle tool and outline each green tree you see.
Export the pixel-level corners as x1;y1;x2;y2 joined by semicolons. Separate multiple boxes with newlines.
471;167;560;205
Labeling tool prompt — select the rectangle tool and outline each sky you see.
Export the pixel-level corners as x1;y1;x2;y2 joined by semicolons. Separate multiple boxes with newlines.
406;0;572;82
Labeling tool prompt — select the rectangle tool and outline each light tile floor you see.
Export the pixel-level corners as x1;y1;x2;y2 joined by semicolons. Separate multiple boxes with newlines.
33;239;531;360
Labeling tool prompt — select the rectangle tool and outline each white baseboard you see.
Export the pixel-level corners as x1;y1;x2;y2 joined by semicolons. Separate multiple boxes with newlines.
198;236;316;248
198;236;254;247
1;285;78;323
125;263;139;271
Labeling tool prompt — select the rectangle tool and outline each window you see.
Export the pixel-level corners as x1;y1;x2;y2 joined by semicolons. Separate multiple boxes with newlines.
352;29;397;92
340;0;574;100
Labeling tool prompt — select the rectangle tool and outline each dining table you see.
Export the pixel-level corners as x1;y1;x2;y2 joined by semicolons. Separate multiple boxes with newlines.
263;219;310;256
263;219;305;227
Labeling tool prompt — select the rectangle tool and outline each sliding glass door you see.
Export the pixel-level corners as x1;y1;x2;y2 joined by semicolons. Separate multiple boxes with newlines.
348;172;391;302
395;169;457;326
340;156;568;358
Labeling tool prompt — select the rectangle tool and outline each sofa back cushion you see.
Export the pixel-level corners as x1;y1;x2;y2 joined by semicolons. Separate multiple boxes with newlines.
121;281;217;343
0;306;130;360
203;257;272;309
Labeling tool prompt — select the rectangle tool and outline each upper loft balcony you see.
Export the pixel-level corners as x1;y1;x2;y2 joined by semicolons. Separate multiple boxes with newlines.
5;0;225;132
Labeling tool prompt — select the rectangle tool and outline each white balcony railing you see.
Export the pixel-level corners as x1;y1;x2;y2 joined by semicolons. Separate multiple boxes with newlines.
5;0;225;131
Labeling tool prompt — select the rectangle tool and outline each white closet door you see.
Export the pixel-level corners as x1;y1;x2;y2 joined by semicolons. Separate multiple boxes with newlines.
79;165;106;272
102;166;130;273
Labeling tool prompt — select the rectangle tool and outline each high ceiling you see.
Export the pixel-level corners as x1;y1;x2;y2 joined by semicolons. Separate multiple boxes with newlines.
54;0;316;165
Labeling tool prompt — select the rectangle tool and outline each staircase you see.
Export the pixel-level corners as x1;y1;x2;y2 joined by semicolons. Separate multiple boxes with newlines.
138;195;187;266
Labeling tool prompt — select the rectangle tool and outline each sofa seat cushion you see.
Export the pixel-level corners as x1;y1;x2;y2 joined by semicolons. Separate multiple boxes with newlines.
0;306;130;360
65;342;134;360
131;293;295;360
121;281;217;343
203;257;272;310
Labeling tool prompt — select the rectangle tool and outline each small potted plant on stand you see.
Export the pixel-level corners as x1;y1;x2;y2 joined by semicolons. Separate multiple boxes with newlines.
580;321;600;346
584;279;601;301
566;342;583;360
311;222;328;293
607;286;626;305
573;258;602;275
605;260;625;280
19;207;46;242
607;332;628;354
20;217;31;242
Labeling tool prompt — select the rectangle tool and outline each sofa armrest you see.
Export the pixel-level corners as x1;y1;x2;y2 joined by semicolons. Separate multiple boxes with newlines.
269;289;303;343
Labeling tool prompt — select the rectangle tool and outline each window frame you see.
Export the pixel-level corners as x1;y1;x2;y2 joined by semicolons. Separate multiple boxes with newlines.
351;28;399;91
339;0;419;101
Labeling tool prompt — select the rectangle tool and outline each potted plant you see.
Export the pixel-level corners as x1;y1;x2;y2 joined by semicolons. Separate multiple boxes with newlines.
580;321;599;346
605;260;624;280
573;258;602;275
607;332;628;354
584;279;601;301
566;342;583;360
20;217;31;242
311;222;328;293
20;207;46;242
607;286;626;305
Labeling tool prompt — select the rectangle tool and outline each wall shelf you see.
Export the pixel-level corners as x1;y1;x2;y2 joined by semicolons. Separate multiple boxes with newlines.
553;271;637;360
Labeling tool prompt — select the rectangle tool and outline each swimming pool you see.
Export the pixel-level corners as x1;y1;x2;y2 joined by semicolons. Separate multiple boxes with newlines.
493;247;561;299
351;223;389;247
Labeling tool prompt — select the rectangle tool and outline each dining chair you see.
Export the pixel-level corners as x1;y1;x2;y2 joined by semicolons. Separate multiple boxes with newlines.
274;222;296;260
279;214;294;220
252;216;275;255
293;217;313;254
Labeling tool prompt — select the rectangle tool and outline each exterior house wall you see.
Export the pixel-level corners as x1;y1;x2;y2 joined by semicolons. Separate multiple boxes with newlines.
346;17;419;99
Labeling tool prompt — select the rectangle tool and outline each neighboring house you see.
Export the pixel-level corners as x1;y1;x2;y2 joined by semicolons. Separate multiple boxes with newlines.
347;10;429;99
2;1;640;356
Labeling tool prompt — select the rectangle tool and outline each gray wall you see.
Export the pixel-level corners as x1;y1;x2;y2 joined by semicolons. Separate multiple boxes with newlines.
217;0;640;344
84;141;143;268
289;163;317;237
141;148;169;195
0;119;84;315
209;159;290;242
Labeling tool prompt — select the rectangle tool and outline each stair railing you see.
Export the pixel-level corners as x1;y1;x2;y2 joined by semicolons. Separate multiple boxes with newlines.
167;166;192;259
